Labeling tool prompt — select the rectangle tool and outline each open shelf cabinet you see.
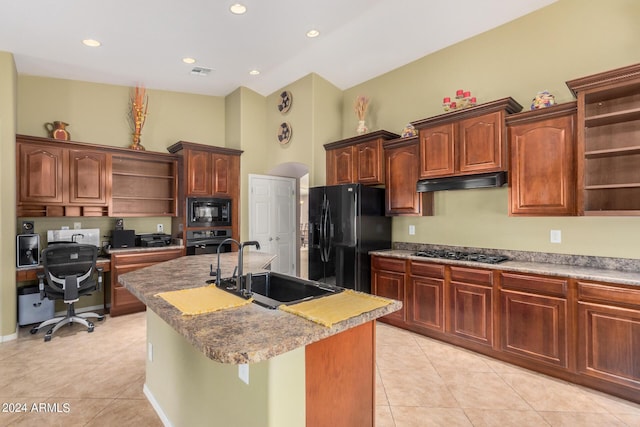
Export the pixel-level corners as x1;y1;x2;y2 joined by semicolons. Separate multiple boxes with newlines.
567;63;640;215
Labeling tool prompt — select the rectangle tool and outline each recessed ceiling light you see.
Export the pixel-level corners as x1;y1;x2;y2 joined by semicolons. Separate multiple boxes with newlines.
306;29;320;38
182;57;196;64
229;3;247;14
82;39;101;47
249;69;260;76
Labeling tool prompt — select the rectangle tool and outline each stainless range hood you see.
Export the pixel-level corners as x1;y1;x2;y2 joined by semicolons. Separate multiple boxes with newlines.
416;171;507;192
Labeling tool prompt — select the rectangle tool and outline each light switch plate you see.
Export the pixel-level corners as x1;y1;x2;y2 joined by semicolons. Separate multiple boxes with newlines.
409;225;416;235
550;229;562;243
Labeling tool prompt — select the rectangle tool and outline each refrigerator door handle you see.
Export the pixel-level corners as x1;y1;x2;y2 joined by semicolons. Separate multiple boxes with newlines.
324;198;332;262
319;197;327;262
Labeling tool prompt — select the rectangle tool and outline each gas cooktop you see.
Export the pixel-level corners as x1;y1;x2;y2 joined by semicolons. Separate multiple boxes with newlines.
412;250;509;264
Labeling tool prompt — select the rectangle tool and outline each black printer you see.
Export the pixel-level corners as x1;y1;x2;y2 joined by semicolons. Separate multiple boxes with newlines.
136;233;172;247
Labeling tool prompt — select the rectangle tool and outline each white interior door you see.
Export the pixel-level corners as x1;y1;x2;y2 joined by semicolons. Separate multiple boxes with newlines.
249;174;297;275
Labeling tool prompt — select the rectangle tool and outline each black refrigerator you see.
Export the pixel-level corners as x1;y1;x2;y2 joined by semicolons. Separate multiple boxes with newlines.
308;183;391;293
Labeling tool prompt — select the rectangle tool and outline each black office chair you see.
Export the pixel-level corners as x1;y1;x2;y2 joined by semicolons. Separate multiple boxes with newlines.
30;243;105;342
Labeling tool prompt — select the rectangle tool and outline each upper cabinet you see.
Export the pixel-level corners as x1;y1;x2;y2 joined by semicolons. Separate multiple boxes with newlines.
17;136;110;217
383;137;433;216
324;130;399;186
506;102;577;216
17;134;179;218
566;63;640;216
168;141;242;198
412;98;522;179
110;151;178;217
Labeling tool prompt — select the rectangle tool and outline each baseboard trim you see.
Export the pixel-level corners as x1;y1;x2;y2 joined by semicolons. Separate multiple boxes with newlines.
0;327;18;343
143;383;173;427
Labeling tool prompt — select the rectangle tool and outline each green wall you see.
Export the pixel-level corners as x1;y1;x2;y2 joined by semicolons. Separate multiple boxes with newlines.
0;53;17;339
342;0;640;258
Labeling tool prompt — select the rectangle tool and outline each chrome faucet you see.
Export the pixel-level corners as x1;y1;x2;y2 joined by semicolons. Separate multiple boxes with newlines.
237;241;261;293
214;238;240;286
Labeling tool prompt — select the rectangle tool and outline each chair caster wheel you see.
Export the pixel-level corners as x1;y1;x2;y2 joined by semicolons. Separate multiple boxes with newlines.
30;328;38;334
88;322;94;333
44;334;52;342
97;316;105;322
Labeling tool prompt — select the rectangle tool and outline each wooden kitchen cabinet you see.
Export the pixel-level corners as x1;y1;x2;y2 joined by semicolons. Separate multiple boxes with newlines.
383;137;433;216
371;255;407;326
326;145;355;185
577;280;640;398
500;272;570;369
17;136;109;217
409;260;445;333
507;102;577;216
109;248;183;316
412;98;522;179
324;130;399;186
448;266;494;347
168;142;241;198
566;63;640;215
110;152;178;217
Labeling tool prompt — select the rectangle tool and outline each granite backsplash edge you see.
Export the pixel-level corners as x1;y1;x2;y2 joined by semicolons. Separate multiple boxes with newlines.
392;242;640;273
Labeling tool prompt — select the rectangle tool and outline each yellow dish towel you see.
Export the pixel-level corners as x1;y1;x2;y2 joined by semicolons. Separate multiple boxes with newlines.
278;289;392;327
156;285;252;316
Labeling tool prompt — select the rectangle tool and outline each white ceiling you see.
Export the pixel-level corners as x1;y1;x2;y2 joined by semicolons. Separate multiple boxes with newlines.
0;0;556;97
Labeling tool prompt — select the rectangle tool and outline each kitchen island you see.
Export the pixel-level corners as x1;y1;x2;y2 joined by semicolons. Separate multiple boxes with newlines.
119;251;401;427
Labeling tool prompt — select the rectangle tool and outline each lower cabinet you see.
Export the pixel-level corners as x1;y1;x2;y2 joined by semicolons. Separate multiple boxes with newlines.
109;248;183;316
500;272;570;369
448;266;494;347
408;261;445;333
371;254;640;404
577;281;640;396
371;256;407;326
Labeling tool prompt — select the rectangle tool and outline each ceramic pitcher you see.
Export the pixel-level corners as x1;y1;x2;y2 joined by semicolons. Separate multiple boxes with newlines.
44;121;70;140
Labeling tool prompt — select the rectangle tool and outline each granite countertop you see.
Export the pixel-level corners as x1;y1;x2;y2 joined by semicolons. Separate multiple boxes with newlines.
118;251;402;364
370;249;640;287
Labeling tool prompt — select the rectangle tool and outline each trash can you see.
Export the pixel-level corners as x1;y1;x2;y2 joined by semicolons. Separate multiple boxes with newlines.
18;285;54;326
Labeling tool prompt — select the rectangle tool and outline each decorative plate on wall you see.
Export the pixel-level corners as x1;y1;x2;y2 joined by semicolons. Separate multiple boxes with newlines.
277;90;292;114
277;122;292;145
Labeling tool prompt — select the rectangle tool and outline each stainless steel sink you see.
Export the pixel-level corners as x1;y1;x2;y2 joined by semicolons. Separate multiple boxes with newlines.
215;271;343;309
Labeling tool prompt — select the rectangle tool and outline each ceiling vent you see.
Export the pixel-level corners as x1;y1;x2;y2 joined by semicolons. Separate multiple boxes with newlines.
190;66;213;76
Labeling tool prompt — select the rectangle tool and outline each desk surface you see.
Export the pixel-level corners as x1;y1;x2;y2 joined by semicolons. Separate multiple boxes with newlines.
16;245;185;282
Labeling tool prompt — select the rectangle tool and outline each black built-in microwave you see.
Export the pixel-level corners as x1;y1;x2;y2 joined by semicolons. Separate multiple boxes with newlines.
187;197;232;227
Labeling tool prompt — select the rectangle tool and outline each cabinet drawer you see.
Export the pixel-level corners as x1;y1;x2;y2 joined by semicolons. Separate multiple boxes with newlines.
410;261;445;278
578;281;640;309
450;266;493;286
372;256;406;273
501;272;568;297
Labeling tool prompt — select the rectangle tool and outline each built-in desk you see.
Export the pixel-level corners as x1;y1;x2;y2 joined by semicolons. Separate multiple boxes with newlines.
16;257;111;282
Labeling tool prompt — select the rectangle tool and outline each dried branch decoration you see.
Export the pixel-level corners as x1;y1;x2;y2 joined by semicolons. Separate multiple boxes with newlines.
354;95;370;121
129;85;148;150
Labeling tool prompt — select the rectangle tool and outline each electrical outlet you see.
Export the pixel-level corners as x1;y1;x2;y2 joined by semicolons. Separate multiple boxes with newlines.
238;364;249;384
148;342;153;362
157;224;164;233
550;229;562;244
409;225;416;235
74;222;82;230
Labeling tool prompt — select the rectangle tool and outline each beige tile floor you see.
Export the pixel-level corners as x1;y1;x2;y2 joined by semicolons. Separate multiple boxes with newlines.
2;312;640;426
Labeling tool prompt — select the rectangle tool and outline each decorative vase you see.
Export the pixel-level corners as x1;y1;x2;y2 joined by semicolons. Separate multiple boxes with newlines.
357;120;368;135
129;133;145;151
44;121;70;141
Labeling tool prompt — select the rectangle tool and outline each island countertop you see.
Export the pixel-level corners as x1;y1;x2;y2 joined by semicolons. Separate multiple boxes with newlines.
118;251;402;364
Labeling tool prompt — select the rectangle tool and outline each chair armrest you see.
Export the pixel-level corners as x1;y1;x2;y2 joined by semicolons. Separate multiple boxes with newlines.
37;272;45;299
